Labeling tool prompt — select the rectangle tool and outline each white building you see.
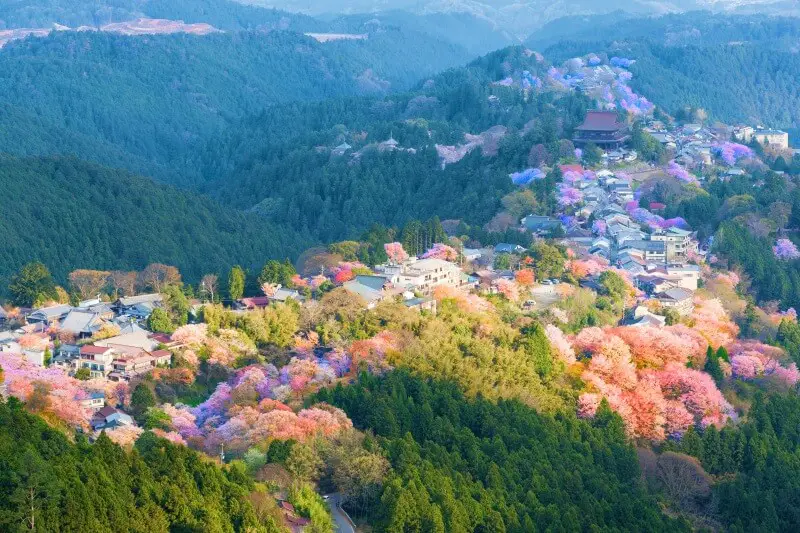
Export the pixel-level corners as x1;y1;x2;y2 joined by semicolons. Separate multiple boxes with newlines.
383;258;463;295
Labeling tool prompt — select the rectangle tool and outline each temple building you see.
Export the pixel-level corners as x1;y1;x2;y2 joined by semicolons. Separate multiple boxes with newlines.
573;111;630;148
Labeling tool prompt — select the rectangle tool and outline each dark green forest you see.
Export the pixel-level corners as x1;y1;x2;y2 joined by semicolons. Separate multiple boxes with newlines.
0;29;470;184
199;47;589;241
317;371;687;532
0;155;309;287
0;44;586;286
666;393;800;532
0;396;279;532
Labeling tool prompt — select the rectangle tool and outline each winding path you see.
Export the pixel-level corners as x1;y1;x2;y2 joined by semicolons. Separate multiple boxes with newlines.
325;493;355;533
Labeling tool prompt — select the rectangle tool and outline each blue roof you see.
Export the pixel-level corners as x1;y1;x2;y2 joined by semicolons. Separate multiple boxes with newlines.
495;243;522;253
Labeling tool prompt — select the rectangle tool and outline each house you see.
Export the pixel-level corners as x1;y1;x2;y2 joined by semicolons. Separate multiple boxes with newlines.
95;325;159;353
494;243;526;254
112;294;163;319
636;275;677;296
655;287;695;316
651;227;694;262
573;111;630;148
626;305;667;327
650;132;675;146
24;349;46;367
270;288;301;303
91;406;134;431
78;345;116;378
343;275;391;309
80;392;106;411
620;240;667;263
650;263;701;291
589;237;611;259
462;248;484;262
522;216;563;235
237;296;271;310
378;136;400;152
683;124;703;135
76;298;115;319
27;304;72;326
616;254;647;276
725;167;745;177
613;229;646;248
608;183;634;202
753;129;789;150
403;296;437;313
331;142;352;157
394;258;463;295
52;344;81;370
61;310;106;339
112;353;156;377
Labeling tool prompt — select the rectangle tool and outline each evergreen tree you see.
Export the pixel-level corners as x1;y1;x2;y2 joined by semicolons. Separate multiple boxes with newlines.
228;266;246;300
8;262;59;307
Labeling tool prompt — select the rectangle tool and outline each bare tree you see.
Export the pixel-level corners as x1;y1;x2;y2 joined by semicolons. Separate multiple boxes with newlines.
657;451;712;512
68;269;110;300
200;274;219;302
139;263;181;293
109;271;138;298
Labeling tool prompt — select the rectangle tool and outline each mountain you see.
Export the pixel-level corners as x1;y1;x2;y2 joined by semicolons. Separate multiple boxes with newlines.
532;12;800;130
195;47;589;243
237;0;800;39
527;10;800;50
0;0;323;30
0;155;310;287
0;28;471;185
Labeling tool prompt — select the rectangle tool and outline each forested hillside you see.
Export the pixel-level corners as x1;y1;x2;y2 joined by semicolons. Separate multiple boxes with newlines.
199;47;590;242
0;29;470;184
534;13;800;130
528;12;800;50
0;155;308;286
0;0;321;30
0;397;281;531
317;371;687;531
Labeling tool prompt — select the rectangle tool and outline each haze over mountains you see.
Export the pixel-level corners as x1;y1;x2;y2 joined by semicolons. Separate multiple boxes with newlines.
238;0;800;37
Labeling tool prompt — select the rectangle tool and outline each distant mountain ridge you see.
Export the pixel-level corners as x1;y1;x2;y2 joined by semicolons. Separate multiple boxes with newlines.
236;0;800;38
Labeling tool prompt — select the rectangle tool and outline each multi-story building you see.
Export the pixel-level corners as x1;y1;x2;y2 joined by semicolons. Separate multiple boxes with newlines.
380;258;463;295
78;345;116;378
651;227;694;262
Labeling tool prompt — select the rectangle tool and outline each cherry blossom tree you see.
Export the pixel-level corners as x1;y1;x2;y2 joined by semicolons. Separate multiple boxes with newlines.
774;238;800;260
495;279;520;302
384;242;409;264
422;243;458;261
105;425;144;448
432;286;492;313
690;298;740;348
545;325;576;364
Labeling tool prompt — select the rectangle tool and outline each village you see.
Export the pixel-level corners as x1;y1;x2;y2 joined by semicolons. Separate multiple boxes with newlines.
0;107;791;443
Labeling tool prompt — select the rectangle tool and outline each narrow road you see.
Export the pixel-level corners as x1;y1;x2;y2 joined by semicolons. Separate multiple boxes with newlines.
325;493;355;533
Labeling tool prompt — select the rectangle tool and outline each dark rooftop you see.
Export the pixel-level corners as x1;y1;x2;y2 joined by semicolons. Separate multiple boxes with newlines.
576;111;625;132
